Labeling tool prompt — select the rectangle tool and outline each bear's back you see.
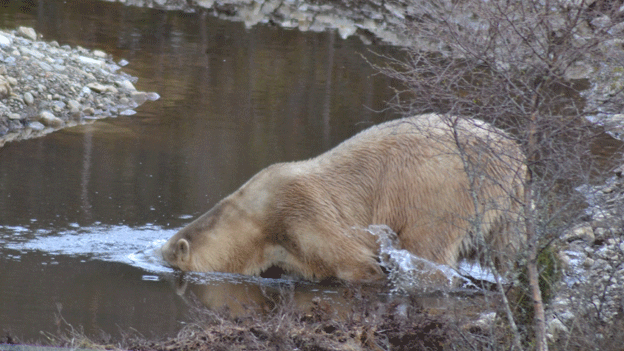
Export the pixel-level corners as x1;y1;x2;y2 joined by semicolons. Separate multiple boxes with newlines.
290;114;525;269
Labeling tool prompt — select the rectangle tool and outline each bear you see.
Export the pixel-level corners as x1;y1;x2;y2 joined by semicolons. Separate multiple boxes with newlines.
161;113;526;282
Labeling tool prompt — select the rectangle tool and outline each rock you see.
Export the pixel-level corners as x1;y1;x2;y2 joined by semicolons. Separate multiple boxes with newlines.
558;251;571;268
0;34;11;47
23;92;34;105
8;113;22;120
119;109;136;116
593;227;609;242
563;223;595;243
37;61;54;71
28;121;45;131
67;100;81;113
19;47;45;59
87;83;116;93
38;111;64;127
52;100;66;111
116;80;136;91
146;92;160;101
565;61;594;80
17;27;37;41
131;91;147;105
463;312;497;332
82;107;95;116
591;15;612;29
0;76;11;98
547;317;569;342
77;55;105;67
92;49;107;58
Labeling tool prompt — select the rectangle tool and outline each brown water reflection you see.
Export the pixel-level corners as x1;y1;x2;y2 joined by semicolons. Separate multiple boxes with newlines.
173;273;501;321
0;0;403;341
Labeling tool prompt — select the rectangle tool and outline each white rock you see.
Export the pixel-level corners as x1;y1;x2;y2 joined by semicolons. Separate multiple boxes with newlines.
116;79;136;91
17;26;37;41
131;91;147;105
558;252;571;268
23;92;34;105
28;121;45;131
584;257;595;268
92;49;107;58
119;109;136;116
67;100;81;112
86;83;116;93
38;61;53;71
467;312;497;331
565;61;594;80
337;24;357;39
77;55;105;67
196;0;215;8
591;15;611;29
547;318;569;341
38;111;64;127
0;34;11;47
19;47;44;59
563;223;594;243
0;76;11;98
145;92;160;101
82;107;95;116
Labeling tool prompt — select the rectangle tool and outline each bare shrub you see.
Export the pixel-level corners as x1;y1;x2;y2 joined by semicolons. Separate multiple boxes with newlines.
373;0;624;350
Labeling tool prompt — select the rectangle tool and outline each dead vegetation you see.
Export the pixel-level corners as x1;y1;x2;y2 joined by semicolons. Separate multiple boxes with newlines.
126;289;451;351
0;286;508;351
4;281;624;350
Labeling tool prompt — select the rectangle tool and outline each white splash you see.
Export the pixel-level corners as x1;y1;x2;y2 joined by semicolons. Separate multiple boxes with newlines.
5;224;175;274
366;224;476;293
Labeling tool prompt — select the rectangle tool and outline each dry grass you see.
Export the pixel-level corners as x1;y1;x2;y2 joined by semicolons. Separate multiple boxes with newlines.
6;284;624;350
127;290;450;351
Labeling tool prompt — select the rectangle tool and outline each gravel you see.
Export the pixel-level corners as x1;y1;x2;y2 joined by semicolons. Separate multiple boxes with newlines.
0;26;159;147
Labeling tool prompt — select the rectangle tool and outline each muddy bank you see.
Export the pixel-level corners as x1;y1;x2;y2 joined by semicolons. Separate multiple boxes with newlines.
0;26;158;147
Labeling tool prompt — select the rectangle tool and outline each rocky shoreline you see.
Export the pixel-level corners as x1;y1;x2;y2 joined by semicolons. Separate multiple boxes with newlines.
547;173;624;341
0;26;158;147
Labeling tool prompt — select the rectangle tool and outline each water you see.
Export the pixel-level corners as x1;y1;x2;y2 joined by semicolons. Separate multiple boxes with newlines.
0;0;405;341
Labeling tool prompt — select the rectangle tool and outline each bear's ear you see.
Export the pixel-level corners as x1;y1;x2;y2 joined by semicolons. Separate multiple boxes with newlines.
176;238;190;263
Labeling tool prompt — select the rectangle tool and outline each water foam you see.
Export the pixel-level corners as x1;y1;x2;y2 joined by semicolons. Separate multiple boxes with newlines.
4;224;176;274
366;225;478;293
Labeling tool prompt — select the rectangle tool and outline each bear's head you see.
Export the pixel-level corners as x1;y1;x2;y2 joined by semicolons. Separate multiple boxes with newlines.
160;198;271;274
160;165;293;275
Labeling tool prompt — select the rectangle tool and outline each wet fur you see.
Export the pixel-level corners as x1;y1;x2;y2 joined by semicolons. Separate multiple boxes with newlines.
161;114;526;281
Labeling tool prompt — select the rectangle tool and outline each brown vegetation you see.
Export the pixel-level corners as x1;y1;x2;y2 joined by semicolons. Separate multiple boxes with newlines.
5;283;624;350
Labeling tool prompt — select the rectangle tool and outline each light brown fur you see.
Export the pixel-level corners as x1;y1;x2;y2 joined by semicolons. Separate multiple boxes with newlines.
161;114;526;281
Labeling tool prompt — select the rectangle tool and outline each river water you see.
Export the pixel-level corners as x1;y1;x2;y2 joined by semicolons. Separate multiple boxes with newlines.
0;0;406;341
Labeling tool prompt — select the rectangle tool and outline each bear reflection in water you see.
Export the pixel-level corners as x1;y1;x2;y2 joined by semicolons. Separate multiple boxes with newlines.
171;271;496;319
161;114;526;283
